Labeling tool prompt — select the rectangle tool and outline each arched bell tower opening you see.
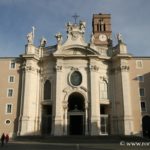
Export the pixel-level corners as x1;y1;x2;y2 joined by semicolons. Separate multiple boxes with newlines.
68;92;85;135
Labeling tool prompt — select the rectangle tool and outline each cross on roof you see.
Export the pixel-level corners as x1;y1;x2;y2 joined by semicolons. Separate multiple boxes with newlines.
72;13;80;24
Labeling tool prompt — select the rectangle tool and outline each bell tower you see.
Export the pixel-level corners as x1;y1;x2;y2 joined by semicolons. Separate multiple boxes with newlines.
92;13;112;46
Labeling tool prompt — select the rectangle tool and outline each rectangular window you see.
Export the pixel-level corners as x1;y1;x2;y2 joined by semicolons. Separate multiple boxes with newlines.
6;104;13;114
136;60;143;69
137;75;144;82
10;60;16;69
139;88;145;97
8;76;15;83
141;102;146;112
7;89;13;97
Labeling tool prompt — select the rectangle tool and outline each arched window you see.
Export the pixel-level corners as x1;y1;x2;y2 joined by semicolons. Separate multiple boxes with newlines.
44;80;51;100
100;81;108;99
99;20;106;32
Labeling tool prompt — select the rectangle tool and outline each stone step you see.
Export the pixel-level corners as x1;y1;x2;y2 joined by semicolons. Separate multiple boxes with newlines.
14;135;150;144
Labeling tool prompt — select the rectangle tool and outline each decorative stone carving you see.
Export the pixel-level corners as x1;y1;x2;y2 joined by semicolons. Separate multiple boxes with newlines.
121;65;130;71
65;21;86;43
80;86;88;92
71;32;78;40
100;76;108;82
63;86;72;93
25;66;36;72
89;65;99;71
55;65;62;71
62;101;68;109
71;67;79;71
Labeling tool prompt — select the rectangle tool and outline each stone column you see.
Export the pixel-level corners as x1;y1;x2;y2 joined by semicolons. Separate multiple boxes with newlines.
89;59;100;135
53;59;64;135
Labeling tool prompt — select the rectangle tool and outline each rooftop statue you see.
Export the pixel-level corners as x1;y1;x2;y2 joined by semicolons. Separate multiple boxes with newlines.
117;33;124;43
40;37;47;47
27;26;35;44
55;32;63;45
90;32;95;44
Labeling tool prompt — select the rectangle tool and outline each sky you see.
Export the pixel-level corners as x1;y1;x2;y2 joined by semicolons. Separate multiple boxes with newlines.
0;0;150;57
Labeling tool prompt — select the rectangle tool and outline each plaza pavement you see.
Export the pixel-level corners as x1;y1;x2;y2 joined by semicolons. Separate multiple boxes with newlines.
1;136;150;150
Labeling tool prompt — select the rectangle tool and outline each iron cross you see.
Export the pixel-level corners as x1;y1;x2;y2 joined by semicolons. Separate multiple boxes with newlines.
72;13;80;24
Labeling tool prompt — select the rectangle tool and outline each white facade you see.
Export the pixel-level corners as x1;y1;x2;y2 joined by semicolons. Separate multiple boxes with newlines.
2;13;150;139
16;14;137;136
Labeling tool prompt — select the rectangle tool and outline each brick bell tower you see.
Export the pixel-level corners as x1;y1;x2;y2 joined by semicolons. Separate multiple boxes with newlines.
92;13;112;47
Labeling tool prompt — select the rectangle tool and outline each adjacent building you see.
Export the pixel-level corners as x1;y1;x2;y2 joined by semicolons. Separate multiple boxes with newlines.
0;13;150;137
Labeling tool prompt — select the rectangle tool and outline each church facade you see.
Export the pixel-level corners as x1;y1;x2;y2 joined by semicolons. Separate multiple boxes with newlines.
0;13;150;137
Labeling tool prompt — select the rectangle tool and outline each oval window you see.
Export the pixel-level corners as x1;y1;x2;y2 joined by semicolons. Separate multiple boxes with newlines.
70;71;82;86
5;119;11;125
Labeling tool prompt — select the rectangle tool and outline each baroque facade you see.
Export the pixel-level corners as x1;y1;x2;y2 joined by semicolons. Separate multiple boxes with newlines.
0;13;150;137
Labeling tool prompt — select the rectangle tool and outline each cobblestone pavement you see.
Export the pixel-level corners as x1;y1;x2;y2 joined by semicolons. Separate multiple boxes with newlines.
1;141;150;150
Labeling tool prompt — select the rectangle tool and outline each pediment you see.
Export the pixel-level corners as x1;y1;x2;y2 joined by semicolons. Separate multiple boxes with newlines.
53;45;100;56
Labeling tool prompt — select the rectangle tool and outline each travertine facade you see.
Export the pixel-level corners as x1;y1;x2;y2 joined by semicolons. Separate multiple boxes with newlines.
0;13;150;137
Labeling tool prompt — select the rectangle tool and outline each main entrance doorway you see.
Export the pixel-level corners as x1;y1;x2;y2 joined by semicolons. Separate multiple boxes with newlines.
70;115;83;135
68;92;85;135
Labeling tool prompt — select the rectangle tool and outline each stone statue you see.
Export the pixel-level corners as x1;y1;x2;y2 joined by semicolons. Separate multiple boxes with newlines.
27;32;33;44
90;32;95;44
27;26;35;44
66;22;72;33
79;21;86;33
117;33;123;43
40;37;47;47
55;32;63;45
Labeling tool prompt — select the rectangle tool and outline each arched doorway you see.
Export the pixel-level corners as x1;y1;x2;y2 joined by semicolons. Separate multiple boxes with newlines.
68;92;85;135
142;115;150;138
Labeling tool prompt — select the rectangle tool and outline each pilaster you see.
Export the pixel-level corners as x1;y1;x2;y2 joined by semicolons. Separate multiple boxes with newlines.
18;59;40;135
89;59;100;135
120;60;134;135
53;59;64;135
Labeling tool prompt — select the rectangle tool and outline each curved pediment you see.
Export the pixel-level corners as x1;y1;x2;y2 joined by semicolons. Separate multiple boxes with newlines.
53;44;100;56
